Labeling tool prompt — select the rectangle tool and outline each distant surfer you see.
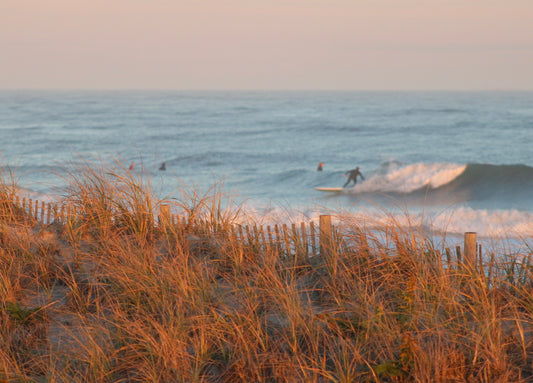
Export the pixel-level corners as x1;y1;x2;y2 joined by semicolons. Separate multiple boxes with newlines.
159;162;166;171
129;162;135;170
317;162;324;171
343;166;364;188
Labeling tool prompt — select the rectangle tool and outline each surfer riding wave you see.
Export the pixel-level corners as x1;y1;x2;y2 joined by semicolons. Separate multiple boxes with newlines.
343;166;364;188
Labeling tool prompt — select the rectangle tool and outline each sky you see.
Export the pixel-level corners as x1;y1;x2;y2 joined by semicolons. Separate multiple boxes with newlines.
1;0;533;90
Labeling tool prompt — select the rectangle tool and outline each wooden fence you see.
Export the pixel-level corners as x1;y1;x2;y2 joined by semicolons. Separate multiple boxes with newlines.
7;196;482;268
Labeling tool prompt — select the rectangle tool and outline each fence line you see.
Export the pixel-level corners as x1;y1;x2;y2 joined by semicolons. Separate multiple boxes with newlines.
5;195;483;267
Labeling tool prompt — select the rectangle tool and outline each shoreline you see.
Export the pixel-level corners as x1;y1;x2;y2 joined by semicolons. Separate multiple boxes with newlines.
12;181;533;244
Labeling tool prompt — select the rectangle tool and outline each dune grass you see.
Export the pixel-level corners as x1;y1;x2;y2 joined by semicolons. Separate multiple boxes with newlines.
1;161;533;382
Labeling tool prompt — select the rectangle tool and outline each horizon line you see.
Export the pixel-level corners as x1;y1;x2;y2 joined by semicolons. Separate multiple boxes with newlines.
1;88;533;93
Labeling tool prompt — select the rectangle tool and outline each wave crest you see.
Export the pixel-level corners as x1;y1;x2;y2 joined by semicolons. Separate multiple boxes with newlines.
355;162;467;194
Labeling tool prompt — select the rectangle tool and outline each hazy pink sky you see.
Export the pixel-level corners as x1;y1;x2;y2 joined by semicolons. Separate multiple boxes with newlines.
1;0;532;90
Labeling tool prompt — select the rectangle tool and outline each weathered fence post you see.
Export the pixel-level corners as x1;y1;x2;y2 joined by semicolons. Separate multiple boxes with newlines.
464;232;477;270
319;215;333;257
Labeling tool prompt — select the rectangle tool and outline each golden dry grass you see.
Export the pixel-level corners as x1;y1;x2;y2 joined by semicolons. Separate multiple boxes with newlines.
1;161;532;382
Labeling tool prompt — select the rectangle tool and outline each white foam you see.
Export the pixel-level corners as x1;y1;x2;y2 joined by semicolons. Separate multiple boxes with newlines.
344;207;533;239
427;207;533;239
235;202;533;241
353;162;467;194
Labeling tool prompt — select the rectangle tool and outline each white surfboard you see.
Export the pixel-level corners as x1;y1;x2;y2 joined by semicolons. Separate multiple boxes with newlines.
315;187;343;193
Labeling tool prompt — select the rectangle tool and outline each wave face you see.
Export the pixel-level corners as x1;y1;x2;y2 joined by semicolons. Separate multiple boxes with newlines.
437;164;533;204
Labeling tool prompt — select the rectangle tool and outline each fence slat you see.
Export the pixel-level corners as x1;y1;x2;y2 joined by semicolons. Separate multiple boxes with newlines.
291;223;299;259
319;215;332;257
301;222;308;258
253;225;260;249
46;203;52;224
59;204;65;224
445;248;452;269
259;225;266;251
267;225;273;251
282;224;291;256
310;221;316;255
274;225;280;252
40;201;45;223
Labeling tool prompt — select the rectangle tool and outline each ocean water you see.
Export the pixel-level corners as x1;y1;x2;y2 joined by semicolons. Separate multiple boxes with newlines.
1;90;532;239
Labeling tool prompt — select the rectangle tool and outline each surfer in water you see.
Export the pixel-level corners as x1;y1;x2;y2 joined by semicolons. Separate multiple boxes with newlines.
159;162;166;171
343;166;364;188
317;162;324;171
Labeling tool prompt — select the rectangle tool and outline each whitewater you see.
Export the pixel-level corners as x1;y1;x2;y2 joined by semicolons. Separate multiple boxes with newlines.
1;90;532;241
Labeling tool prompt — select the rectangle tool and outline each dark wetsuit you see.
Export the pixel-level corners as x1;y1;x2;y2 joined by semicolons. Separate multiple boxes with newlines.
343;167;364;188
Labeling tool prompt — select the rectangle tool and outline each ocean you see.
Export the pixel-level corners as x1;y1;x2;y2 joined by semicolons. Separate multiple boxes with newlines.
1;90;532;241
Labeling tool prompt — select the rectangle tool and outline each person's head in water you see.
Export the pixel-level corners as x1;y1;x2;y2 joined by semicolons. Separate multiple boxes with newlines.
317;162;324;171
159;162;166;171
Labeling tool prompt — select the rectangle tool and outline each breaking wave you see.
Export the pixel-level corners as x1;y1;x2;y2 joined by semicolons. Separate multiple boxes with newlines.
355;162;467;194
350;162;533;208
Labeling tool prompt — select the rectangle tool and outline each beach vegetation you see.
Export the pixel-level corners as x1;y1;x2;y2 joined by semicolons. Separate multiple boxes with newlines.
0;161;532;382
